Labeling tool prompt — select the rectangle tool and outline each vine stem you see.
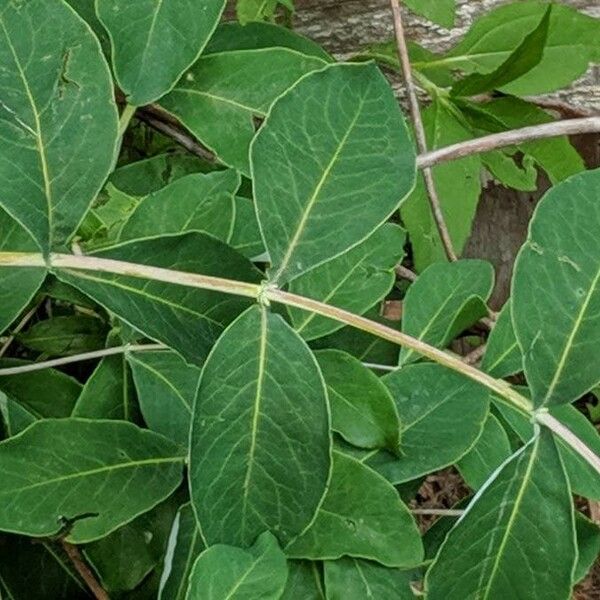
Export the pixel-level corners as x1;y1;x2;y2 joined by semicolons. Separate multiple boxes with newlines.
118;104;136;138
61;541;110;600
2;251;599;476
0;304;38;358
388;0;457;262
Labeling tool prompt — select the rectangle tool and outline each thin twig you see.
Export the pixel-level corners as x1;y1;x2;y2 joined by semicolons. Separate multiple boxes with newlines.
395;264;418;282
0;343;165;376
0;304;38;358
363;362;398;372
61;541;110;600
411;508;465;516
463;344;487;366
418;117;600;169
389;0;457;262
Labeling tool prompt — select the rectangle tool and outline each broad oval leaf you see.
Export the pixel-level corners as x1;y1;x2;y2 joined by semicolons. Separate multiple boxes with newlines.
56;232;262;365
96;0;226;106
0;0;118;251
368;364;489;483
286;451;423;568
0;392;37;437
0;419;184;543
0;208;45;335
288;224;406;341
426;431;576;600
128;350;202;448
159;503;205;600
185;531;288;599
513;168;600;406
281;561;325;600
190;305;331;547
119;170;240;244
251;62;416;285
399;259;494;365
324;557;416;600
315;350;401;454
159;48;327;174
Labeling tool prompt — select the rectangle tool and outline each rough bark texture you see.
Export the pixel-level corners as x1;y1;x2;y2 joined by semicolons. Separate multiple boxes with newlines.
291;0;600;306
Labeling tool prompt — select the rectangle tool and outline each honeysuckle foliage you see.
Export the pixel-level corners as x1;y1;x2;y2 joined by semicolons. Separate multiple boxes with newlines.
0;0;598;598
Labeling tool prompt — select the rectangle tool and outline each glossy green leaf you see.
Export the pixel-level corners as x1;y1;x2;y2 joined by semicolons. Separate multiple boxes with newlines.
128;350;202;448
0;0;118;251
456;413;512;490
426;431;576;600
160;48;326;174
159;503;206;600
404;0;455;27
236;0;289;25
513;169;600;407
0;535;87;599
0;392;37;437
452;7;551;97
282;561;325;600
96;0;226;106
0;362;81;418
324;557;416;600
72;354;135;420
399;260;494;365
574;512;600;583
18;315;107;357
84;494;179;594
401;99;481;271
0;419;184;543
368;364;489;483
288;224;406;340
286;451;423;568
205;21;331;61
56;232;261;366
252;62;416;285
120;170;240;244
481;302;522;378
186;531;288;599
0;209;45;335
190;306;331;547
315;350;400;453
230;197;265;259
430;1;600;95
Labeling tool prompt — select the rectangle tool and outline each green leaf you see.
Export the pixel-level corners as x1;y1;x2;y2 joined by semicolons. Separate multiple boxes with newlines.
0;535;87;599
236;0;288;24
190;306;331;547
186;531;288;599
0;0;118;251
401;99;481;271
159;48;326;175
481;302;522;378
0;362;81;418
456;413;512;490
252;62;416;285
17;315;107;357
56;232;261;365
72;354;135;420
399;260;494;365
119;170;240;244
425;431;576;600
286;451;423;568
282;561;325;600
0;419;184;543
404;0;455;28
368;364;489;484
205;21;331;61
324;557;416;600
315;350;401;454
230;197;266;259
0;393;37;437
430;1;600;95
513;169;600;407
84;493;180;594
96;0;226;106
574;512;600;583
452;6;551;97
288;224;406;341
480;149;538;192
0;209;45;335
158;503;206;600
128;350;202;448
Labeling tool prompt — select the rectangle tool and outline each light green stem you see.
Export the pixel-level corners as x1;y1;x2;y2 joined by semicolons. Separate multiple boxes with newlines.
118;104;137;138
